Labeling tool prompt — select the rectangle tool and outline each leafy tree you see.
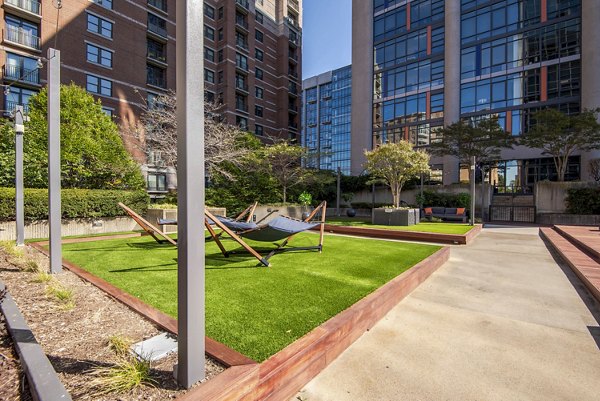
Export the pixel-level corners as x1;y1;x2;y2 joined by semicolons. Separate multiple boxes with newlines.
520;108;600;181
261;142;311;203
0;84;144;189
429;116;514;165
364;141;430;208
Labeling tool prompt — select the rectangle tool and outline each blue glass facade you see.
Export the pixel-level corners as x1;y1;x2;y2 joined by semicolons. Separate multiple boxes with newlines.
302;65;352;175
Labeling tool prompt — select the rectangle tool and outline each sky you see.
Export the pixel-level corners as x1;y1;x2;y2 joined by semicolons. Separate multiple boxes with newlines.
301;0;352;79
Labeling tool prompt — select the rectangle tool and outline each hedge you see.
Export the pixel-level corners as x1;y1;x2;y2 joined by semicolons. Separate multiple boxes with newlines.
566;188;600;215
0;188;148;221
418;190;471;209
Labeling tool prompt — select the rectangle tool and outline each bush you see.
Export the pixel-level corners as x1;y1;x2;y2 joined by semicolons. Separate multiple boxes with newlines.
566;188;600;215
0;187;148;221
418;190;471;208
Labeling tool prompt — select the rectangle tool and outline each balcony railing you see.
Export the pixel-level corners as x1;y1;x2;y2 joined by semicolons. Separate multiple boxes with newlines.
235;81;249;92
285;16;300;30
289;122;299;130
4;0;41;15
236;0;250;11
147;75;166;88
147;48;167;63
236;16;249;30
288;83;298;95
148;0;167;12
235;60;248;71
289;34;300;46
236;40;249;51
4;26;41;50
288;104;298;113
289;52;298;62
147;22;167;38
3;64;40;84
288;0;299;11
289;70;299;80
4;100;29;115
235;103;249;113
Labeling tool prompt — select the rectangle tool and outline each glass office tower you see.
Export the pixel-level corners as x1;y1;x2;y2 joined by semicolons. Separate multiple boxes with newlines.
302;65;352;175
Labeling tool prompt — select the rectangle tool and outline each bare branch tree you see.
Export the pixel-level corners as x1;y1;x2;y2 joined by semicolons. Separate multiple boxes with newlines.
127;91;251;179
590;159;600;183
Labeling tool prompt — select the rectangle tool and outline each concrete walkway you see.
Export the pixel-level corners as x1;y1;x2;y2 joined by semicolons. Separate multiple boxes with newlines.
295;226;600;401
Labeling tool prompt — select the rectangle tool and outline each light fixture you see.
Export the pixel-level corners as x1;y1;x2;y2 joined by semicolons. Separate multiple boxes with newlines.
4;87;10;96
36;58;44;69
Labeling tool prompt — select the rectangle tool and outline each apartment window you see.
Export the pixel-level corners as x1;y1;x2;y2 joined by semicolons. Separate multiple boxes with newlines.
94;0;112;9
204;3;215;19
4;53;39;84
147;64;166;88
204;68;215;83
255;30;264;43
256;12;264;24
255;87;264;99
236;116;248;130
255;48;264;61
87;13;113;39
218;28;224;41
4;86;37;113
102;107;114;117
255;124;264;136
86;43;113;68
86;74;112;96
148;13;167;37
218;7;224;19
218;49;224;62
148;0;167;12
147;38;166;62
218;70;224;83
255;67;263;80
205;47;215;62
204;25;215;41
236;53;248;70
147;173;167;191
255;105;263;117
205;91;215;103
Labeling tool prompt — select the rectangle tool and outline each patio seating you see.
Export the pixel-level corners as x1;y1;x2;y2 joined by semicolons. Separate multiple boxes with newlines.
423;207;467;223
118;202;178;246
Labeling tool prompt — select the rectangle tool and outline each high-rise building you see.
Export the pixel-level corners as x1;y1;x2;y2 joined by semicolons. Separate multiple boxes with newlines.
352;0;600;186
301;65;352;175
0;0;302;194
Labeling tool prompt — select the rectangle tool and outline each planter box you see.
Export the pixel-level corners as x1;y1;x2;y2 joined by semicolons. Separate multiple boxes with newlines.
372;208;419;226
147;207;227;234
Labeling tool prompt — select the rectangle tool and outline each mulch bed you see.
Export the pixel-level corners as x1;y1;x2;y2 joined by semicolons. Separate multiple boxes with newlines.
0;245;224;400
0;310;32;401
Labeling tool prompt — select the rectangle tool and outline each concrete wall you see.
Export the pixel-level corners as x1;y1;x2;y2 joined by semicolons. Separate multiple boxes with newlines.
535;181;600;213
537;214;600;226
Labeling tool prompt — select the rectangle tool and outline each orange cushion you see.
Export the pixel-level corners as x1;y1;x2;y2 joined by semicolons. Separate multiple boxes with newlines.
424;207;433;214
456;208;465;215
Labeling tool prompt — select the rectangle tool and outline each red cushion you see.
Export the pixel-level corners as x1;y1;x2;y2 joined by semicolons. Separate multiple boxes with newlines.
424;207;433;215
456;208;465;215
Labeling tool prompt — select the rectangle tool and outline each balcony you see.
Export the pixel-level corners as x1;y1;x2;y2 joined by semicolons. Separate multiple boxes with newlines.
3;64;40;85
289;70;299;81
148;0;167;13
235;81;249;93
289;52;298;63
235;103;249;113
288;83;298;96
288;0;299;12
147;22;168;39
236;16;249;31
235;0;250;12
3;0;41;18
284;16;300;31
3;100;29;116
289;34;300;47
3;26;40;50
147;47;167;65
288;104;298;114
236;40;249;52
235;60;249;72
147;75;166;89
289;121;299;130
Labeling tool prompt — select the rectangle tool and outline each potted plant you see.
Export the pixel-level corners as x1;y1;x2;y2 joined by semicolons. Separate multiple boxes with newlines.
298;191;313;220
364;141;430;226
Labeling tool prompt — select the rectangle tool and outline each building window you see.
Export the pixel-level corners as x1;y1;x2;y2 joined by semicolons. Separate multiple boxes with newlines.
218;49;224;62
204;68;215;83
255;87;264;99
255;48;264;61
4;53;39;84
256;11;264;24
204;25;215;41
102;107;114;117
86;43;113;68
218;6;224;19
4;86;37;114
204;47;215;62
255;67;263;80
236;116;248;130
87;13;113;38
148;0;167;12
94;0;112;9
147;173;167;191
204;3;215;19
218;28;224;41
236;53;248;70
147;38;166;63
218;70;224;83
255;30;264;43
147;64;166;88
255;124;264;135
255;105;263;117
205;91;215;103
148;13;167;37
86;74;112;96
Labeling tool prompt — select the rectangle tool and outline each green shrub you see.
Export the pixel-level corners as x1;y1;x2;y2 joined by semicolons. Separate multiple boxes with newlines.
566;188;600;215
418;190;471;208
0;188;148;221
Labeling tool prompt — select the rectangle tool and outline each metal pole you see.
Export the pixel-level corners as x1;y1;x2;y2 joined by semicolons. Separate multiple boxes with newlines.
176;0;205;388
420;173;424;209
14;105;24;246
336;166;341;216
48;48;61;273
470;156;476;226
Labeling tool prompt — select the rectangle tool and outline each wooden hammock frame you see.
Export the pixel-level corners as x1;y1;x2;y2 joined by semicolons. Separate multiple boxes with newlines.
118;202;178;246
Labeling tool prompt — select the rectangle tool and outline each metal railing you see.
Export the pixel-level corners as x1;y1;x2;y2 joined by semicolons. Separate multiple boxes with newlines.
285;16;300;30
4;26;41;50
3;100;29;115
236;0;250;10
5;0;41;15
235;16;249;30
3;64;40;84
235;103;248;113
288;0;299;11
148;0;167;12
489;205;536;223
147;22;167;38
147;75;166;88
147;47;167;63
235;81;248;92
492;184;534;195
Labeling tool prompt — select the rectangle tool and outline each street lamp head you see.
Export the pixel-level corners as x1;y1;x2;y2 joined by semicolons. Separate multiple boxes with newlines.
3;87;10;96
36;58;44;69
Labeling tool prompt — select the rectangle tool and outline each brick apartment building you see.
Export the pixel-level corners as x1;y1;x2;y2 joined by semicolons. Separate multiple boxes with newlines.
0;0;302;195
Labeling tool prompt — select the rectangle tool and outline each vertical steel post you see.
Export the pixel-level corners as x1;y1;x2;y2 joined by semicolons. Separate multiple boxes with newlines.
14;105;24;246
48;48;61;273
176;0;205;388
470;156;476;226
336;167;341;216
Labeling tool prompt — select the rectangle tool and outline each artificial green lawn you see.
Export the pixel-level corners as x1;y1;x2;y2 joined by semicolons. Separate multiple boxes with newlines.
61;233;440;362
326;217;473;235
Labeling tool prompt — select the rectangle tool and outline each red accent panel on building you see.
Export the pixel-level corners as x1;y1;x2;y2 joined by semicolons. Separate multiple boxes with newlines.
426;91;431;119
427;25;432;55
506;110;513;134
541;0;548;22
404;126;409;141
541;66;548;101
406;2;411;31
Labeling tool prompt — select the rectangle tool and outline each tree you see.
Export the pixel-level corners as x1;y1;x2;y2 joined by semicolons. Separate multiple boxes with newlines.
0;84;144;189
520;108;600;181
429;116;514;166
131;91;250;179
590;159;600;183
261;142;310;203
364;141;430;208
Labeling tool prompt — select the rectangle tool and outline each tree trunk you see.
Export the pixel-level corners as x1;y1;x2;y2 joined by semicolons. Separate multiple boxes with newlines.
283;185;287;203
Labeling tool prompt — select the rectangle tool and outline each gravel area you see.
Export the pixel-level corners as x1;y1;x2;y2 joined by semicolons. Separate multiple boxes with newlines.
0;244;224;400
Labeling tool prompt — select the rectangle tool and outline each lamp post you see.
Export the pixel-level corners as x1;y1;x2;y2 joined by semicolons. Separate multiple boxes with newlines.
336;166;341;216
48;48;62;274
470;156;476;226
14;105;24;246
